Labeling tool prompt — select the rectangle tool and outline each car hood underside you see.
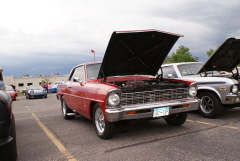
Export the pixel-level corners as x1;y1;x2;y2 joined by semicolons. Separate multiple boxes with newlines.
198;37;240;73
98;30;183;79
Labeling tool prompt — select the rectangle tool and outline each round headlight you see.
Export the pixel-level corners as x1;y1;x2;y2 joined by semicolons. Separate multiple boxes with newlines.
189;86;197;97
108;93;120;106
232;85;238;93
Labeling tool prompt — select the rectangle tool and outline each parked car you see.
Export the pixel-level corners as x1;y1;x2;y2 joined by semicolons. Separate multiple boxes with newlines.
51;81;64;93
57;30;200;139
5;85;17;101
0;67;17;161
25;85;47;99
160;36;240;118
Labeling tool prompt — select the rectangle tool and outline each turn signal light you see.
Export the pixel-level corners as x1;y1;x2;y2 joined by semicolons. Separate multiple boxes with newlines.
126;111;137;115
183;104;189;108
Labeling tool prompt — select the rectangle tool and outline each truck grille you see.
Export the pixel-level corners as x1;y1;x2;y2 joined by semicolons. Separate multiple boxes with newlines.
120;88;188;106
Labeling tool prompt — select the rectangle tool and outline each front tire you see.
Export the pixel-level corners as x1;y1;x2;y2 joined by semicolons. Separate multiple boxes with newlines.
93;103;114;139
198;92;223;118
61;96;75;120
164;112;187;126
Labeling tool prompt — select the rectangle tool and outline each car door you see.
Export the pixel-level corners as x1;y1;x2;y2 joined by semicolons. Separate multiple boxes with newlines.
68;65;85;114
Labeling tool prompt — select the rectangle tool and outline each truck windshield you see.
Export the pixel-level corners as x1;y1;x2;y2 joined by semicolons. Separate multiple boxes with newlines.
177;63;220;76
86;63;101;79
177;63;203;76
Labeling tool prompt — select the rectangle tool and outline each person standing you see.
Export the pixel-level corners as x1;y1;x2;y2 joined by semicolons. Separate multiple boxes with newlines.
43;82;47;92
48;83;52;93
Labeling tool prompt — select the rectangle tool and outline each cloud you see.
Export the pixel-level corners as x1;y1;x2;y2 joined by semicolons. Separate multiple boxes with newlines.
0;0;240;76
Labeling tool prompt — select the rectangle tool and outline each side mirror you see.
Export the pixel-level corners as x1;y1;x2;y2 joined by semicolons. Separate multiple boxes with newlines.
73;78;80;82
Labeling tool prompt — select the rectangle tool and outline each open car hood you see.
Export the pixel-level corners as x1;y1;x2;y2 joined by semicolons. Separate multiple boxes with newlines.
98;30;183;79
198;37;240;73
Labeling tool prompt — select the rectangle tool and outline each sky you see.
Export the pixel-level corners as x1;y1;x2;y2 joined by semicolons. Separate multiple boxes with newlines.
0;0;240;77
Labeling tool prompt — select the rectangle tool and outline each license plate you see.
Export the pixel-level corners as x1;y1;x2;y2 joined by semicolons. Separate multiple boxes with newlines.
153;107;169;117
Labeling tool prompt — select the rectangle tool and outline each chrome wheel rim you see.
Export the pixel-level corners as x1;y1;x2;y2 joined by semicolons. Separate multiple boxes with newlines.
200;96;214;113
95;108;105;133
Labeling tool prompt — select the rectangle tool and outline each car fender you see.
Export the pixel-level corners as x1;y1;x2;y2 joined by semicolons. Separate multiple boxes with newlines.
197;86;222;101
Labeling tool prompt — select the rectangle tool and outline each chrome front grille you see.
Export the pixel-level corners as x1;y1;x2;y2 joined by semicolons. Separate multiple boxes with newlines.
120;88;188;106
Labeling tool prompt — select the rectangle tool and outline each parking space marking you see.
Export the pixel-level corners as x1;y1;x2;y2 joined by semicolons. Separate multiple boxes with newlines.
15;114;61;121
187;119;239;130
25;106;30;110
32;113;77;161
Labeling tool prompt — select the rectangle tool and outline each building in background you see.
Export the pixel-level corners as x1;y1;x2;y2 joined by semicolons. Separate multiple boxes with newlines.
3;74;68;92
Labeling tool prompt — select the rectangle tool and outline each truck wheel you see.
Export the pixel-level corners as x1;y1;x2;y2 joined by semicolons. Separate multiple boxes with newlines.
164;112;187;126
198;92;223;118
93;103;114;139
0;114;18;161
61;96;75;120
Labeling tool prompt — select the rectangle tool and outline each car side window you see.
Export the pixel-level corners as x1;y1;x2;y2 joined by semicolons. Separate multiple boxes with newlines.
162;66;178;78
70;66;85;81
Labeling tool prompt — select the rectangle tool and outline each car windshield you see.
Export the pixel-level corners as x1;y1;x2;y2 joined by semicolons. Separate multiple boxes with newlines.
177;63;219;76
29;85;43;90
86;63;101;79
6;86;14;91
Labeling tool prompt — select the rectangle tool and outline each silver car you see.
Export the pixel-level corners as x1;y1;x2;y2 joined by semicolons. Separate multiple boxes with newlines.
25;85;47;99
160;37;240;118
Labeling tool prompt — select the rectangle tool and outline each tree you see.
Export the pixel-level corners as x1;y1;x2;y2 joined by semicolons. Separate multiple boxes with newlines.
170;45;196;63
206;49;214;57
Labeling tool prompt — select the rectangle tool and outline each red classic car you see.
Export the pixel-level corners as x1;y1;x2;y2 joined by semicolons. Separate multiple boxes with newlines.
5;85;17;101
57;30;200;139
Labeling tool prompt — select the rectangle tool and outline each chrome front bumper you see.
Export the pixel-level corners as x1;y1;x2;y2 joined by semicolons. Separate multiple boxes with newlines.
105;98;200;122
225;94;240;104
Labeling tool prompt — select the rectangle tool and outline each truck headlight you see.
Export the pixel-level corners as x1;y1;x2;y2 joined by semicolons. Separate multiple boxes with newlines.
231;85;238;94
189;85;197;97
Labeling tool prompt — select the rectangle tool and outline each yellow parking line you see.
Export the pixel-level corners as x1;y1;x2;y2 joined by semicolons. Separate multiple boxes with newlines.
195;121;220;127
32;113;77;161
187;119;239;130
224;126;239;130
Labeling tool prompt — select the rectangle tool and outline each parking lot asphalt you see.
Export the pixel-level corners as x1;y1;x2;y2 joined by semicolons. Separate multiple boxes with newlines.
13;94;240;161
